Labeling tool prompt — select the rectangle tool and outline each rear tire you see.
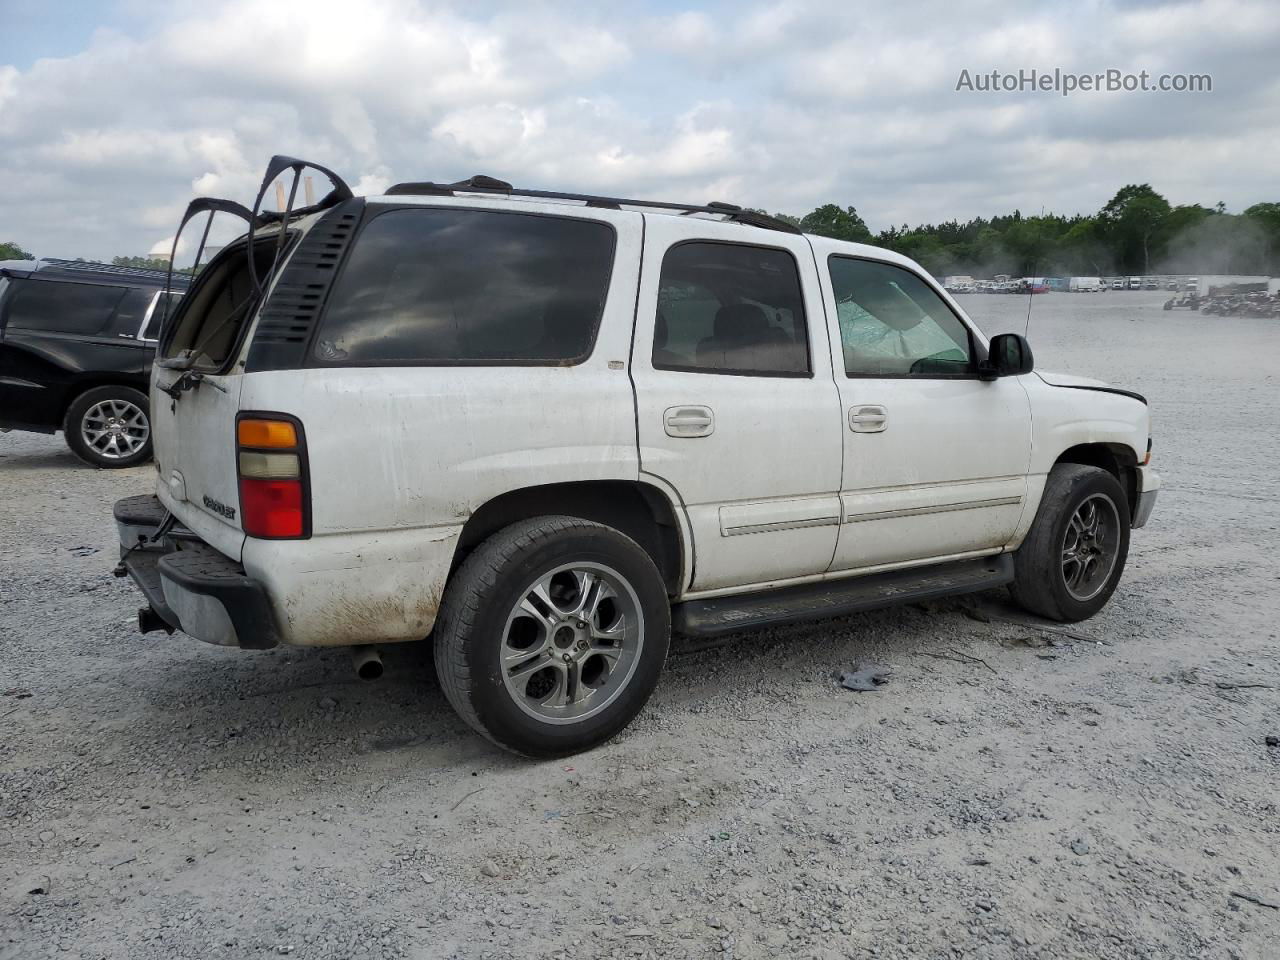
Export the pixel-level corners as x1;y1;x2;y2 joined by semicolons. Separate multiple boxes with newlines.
433;516;670;757
63;386;152;469
1011;464;1131;622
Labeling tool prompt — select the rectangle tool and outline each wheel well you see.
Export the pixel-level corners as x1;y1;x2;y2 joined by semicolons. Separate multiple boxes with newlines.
60;378;149;422
1054;443;1139;516
452;481;685;595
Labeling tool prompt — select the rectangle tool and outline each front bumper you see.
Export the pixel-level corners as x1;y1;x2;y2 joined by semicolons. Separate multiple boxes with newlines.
114;495;280;649
1132;466;1160;529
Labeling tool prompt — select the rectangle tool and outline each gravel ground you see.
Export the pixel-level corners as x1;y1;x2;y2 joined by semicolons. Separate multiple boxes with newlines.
2;291;1278;960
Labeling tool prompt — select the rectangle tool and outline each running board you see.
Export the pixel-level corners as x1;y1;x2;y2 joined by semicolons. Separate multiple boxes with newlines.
672;555;1014;638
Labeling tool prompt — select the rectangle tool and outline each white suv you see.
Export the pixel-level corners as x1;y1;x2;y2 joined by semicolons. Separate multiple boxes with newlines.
115;157;1159;756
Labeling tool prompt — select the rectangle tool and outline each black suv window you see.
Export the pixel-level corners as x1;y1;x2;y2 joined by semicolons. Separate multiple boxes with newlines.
5;279;126;336
828;257;973;377
142;292;182;340
313;208;615;365
106;287;156;338
653;242;809;376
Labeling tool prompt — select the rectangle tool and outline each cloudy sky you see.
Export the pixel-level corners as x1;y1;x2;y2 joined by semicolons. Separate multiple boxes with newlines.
1;0;1277;261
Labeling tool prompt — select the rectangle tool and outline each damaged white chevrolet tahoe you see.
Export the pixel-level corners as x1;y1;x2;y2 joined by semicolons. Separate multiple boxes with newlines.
115;157;1159;757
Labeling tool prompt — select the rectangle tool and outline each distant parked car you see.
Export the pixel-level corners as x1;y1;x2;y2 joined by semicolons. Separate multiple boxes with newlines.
1143;278;1160;290
1069;277;1103;293
1111;279;1126;290
0;259;188;467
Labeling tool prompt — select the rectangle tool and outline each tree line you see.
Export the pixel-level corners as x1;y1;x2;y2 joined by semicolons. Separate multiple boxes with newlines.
767;185;1280;278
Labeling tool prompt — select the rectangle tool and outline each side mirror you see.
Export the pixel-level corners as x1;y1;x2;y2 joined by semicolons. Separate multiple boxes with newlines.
979;332;1034;380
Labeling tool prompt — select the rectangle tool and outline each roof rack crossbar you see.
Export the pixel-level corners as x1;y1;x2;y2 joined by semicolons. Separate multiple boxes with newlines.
36;258;192;285
383;180;801;234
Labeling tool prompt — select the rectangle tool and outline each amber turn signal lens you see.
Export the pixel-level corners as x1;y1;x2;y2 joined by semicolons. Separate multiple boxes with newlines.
238;418;298;449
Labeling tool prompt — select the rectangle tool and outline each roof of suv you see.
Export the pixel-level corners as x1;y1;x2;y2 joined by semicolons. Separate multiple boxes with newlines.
0;258;192;290
378;176;803;236
364;182;924;275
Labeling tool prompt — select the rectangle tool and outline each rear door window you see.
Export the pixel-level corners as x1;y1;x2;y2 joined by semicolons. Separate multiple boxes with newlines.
653;242;810;376
5;279;127;335
312;208;615;364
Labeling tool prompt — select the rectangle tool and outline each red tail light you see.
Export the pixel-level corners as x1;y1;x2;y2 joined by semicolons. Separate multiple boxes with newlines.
236;414;309;539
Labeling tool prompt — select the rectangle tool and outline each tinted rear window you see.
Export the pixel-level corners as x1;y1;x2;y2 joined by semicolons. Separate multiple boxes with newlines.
312;208;615;364
5;279;126;335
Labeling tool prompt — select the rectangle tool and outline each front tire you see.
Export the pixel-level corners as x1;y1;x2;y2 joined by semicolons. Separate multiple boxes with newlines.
63;386;152;469
1011;464;1131;622
434;516;671;757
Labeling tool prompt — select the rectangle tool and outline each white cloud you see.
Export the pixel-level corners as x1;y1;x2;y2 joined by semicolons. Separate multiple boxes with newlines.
0;0;1276;260
353;169;392;196
433;103;538;157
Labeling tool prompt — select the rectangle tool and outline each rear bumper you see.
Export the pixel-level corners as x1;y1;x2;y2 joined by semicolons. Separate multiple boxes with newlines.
114;495;280;649
115;493;462;648
1133;466;1160;529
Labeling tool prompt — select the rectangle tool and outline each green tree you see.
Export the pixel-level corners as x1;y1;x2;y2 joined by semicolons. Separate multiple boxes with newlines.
760;185;1271;278
799;204;873;243
0;241;35;260
1097;184;1171;274
1243;202;1280;271
1059;218;1110;276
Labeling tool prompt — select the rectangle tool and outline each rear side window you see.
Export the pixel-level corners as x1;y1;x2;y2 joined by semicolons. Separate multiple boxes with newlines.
5;279;126;335
106;287;156;338
162;241;277;370
653;242;810;377
312;208;615;364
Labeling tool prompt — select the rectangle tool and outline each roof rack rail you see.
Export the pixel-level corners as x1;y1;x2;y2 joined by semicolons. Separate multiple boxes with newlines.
36;258;192;286
384;177;802;235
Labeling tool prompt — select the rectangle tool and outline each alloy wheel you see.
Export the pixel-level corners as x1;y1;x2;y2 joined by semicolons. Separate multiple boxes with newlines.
1061;493;1121;601
81;399;150;460
499;562;644;725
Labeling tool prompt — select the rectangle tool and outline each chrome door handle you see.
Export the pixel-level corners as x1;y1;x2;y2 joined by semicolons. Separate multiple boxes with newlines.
665;405;714;438
849;405;888;433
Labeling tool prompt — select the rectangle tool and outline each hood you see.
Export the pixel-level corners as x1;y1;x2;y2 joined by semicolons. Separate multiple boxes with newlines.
1035;370;1147;405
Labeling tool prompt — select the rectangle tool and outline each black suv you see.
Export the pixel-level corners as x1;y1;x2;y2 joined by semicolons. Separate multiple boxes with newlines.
0;259;189;467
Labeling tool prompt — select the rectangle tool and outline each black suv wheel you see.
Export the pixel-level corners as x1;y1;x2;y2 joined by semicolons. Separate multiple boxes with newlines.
1011;464;1131;622
63;385;153;468
434;516;670;757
